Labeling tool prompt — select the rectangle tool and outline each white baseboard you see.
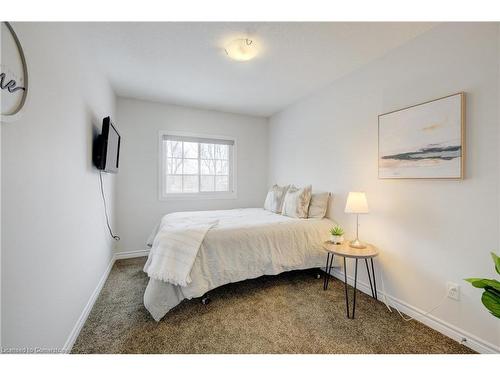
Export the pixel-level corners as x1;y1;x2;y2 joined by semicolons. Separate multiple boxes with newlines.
114;249;150;260
62;255;115;353
327;267;500;354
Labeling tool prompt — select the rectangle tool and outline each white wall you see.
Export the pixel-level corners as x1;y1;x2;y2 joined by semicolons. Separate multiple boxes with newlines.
115;98;268;251
1;23;116;350
268;23;500;351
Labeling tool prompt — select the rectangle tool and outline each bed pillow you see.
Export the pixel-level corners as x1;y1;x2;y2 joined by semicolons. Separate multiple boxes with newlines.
308;192;330;218
263;184;289;213
281;185;312;219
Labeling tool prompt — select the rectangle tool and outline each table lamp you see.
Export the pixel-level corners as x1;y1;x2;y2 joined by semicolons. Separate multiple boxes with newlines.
345;192;369;249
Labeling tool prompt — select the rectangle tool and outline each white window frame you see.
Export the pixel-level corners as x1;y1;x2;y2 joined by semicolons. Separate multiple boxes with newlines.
159;130;237;200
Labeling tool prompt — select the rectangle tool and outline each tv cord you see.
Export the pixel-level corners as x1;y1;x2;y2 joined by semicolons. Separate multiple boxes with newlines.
99;171;120;241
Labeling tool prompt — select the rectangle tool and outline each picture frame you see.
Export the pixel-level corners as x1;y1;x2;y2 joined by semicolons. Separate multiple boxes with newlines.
378;92;465;180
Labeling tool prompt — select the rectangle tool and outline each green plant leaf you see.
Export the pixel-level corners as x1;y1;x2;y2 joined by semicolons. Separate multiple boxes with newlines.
464;278;483;285
481;290;500;319
492;252;500;275
485;286;500;299
330;226;344;236
467;278;500;292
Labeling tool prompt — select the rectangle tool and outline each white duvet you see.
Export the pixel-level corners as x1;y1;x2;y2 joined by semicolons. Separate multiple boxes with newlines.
144;208;334;321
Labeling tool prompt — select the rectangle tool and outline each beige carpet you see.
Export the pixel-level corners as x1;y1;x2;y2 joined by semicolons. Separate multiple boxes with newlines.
72;257;475;354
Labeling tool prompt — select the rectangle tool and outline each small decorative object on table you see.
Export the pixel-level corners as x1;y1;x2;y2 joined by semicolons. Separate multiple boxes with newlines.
329;225;344;244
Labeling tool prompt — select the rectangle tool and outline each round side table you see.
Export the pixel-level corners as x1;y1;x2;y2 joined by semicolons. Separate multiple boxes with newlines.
322;241;379;319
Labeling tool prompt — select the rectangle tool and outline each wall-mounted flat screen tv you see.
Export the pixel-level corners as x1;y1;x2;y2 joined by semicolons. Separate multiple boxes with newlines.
93;117;121;173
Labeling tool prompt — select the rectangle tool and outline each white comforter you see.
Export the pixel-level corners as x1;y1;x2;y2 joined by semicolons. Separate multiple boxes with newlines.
144;208;334;321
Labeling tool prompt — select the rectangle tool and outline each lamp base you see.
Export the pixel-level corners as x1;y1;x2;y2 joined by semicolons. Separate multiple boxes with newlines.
349;239;367;249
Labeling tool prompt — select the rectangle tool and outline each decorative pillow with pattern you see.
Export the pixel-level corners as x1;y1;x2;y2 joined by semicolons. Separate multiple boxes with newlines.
263;184;289;213
308;192;330;218
281;185;312;218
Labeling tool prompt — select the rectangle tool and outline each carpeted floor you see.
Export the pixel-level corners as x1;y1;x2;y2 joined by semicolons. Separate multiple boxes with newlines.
72;257;475;354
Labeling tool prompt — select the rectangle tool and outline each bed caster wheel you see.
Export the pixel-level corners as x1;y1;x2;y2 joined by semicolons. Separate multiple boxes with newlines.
201;297;211;305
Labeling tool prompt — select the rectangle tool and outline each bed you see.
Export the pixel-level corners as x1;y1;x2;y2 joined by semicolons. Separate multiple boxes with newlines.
143;208;334;321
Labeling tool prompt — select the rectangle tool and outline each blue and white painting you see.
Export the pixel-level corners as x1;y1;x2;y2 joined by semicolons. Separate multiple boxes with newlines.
378;93;464;179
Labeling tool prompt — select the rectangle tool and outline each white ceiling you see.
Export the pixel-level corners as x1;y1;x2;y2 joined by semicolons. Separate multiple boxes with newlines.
78;22;437;117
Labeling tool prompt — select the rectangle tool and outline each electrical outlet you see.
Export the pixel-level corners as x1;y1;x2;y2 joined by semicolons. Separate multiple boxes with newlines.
447;282;460;301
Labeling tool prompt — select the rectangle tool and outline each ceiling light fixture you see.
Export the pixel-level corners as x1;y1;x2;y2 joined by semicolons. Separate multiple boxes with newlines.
224;38;258;62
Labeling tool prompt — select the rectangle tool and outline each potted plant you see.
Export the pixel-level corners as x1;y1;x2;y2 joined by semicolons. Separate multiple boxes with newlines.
465;252;500;319
329;226;344;244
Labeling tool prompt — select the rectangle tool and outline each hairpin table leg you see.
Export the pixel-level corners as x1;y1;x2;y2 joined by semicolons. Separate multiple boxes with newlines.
324;253;334;290
370;258;378;301
352;259;358;319
323;253;330;290
343;257;349;318
343;257;359;319
365;258;375;298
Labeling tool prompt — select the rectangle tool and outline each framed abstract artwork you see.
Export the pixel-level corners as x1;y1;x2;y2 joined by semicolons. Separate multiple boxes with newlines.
378;92;465;179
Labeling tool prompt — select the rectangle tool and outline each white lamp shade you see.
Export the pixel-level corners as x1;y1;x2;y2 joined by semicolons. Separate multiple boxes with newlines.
345;192;369;214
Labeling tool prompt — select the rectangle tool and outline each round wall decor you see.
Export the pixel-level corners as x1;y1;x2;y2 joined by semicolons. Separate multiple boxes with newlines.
1;22;28;121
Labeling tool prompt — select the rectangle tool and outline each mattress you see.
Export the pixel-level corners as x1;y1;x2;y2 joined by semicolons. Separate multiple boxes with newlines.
144;208;334;320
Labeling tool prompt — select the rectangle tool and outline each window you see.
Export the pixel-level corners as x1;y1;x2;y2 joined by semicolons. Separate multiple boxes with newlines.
159;132;236;199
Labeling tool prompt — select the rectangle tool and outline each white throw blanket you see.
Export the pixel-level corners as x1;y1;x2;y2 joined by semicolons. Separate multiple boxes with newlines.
143;214;218;286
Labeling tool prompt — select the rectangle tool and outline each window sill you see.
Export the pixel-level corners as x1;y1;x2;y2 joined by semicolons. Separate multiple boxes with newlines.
159;192;238;201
